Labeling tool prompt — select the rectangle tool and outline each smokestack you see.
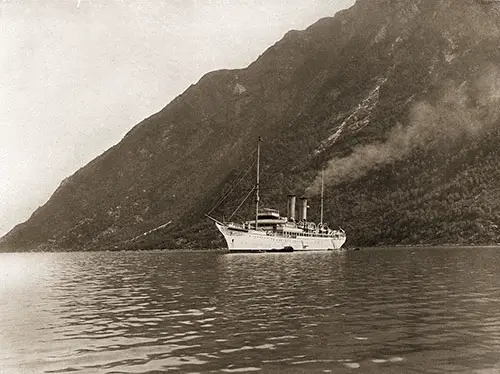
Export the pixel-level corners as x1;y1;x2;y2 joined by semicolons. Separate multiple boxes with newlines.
299;197;308;221
287;195;296;222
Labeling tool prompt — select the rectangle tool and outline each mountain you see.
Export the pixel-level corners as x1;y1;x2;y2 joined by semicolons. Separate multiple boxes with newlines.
3;0;500;251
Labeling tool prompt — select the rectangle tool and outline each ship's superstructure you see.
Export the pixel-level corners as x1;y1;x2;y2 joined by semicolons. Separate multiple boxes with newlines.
208;139;346;252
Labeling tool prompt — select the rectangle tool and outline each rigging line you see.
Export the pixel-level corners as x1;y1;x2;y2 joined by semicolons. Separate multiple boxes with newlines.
206;158;257;215
206;151;256;214
223;154;255;192
207;160;255;215
228;186;256;221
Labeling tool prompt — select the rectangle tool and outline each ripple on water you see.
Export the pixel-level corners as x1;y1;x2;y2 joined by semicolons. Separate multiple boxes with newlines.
1;249;500;373
221;367;262;372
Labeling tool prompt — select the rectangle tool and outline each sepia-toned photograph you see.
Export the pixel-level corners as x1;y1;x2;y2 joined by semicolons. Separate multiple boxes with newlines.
1;0;500;372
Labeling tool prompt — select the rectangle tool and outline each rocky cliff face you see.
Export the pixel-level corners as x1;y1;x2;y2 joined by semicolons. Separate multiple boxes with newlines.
3;0;500;251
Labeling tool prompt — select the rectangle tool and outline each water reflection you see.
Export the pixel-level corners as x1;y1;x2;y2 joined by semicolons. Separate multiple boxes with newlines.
0;248;499;373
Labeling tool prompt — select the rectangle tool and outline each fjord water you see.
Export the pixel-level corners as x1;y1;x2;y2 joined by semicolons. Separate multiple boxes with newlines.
1;248;500;374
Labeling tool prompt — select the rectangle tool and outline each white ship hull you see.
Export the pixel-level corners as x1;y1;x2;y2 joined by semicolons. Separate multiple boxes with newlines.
216;223;346;252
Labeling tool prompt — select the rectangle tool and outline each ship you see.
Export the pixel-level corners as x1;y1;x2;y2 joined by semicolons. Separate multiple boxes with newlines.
207;139;346;252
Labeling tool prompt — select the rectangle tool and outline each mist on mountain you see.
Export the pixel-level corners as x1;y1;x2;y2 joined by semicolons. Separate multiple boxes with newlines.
308;65;500;195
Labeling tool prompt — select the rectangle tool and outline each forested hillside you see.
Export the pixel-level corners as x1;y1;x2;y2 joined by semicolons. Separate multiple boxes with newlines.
2;0;500;251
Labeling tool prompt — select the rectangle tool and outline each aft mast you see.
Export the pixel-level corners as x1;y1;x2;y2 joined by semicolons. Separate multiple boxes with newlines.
320;169;324;225
255;137;262;229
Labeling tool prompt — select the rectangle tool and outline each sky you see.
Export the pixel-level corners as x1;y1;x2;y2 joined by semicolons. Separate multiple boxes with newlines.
0;0;355;236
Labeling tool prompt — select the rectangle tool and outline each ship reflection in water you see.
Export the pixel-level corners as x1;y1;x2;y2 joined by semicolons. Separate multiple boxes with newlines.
1;247;500;373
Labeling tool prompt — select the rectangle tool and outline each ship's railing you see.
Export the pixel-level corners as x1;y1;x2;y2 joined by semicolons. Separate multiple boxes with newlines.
227;222;246;230
296;232;345;238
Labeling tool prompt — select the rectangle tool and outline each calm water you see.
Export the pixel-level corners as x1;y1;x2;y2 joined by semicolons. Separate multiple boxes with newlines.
1;247;500;373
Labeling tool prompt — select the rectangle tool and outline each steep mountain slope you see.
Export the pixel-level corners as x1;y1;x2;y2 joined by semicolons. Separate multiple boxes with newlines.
3;0;500;251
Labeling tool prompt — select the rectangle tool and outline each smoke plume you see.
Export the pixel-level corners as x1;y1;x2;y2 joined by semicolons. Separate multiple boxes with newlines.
307;67;500;196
